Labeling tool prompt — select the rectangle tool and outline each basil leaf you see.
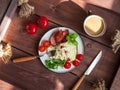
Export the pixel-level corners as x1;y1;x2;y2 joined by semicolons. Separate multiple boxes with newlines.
72;40;78;46
70;33;78;38
45;59;65;69
66;33;78;46
66;35;71;41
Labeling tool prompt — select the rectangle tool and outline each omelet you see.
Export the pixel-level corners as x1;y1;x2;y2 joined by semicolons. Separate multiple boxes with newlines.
47;42;77;62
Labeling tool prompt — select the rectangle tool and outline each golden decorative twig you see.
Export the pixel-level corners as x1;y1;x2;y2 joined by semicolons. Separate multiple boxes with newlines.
0;42;12;63
112;30;120;53
18;0;34;18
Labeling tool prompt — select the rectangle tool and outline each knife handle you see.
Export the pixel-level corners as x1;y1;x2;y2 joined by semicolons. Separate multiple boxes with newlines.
13;56;35;63
72;75;86;90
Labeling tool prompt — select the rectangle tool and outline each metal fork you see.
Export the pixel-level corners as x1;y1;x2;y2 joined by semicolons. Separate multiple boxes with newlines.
13;50;56;63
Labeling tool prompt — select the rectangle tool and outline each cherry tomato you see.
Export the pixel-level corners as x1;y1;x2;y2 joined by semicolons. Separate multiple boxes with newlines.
64;61;71;69
76;54;83;61
26;23;38;34
37;16;48;28
42;40;51;47
72;60;80;66
38;45;46;52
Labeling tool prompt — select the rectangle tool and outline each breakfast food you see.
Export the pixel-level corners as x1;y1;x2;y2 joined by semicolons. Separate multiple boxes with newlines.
85;16;103;35
47;42;77;62
50;30;69;46
38;29;83;69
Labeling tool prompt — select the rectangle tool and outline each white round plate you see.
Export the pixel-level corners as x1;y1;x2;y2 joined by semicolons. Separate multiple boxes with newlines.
38;27;84;73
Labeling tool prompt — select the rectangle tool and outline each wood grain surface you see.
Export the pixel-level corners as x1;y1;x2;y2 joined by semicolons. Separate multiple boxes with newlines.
0;47;77;90
0;0;11;23
84;0;120;14
0;0;120;90
3;10;120;90
29;0;120;47
0;79;20;90
110;66;120;90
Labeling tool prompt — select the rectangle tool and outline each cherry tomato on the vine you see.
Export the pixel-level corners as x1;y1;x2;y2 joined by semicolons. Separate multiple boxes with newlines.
26;23;38;34
37;16;48;28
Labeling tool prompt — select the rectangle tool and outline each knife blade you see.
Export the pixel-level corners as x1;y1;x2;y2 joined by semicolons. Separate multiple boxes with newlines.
84;50;102;75
72;50;102;90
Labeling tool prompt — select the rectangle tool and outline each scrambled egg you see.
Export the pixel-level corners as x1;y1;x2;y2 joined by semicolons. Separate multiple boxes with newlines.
47;42;77;61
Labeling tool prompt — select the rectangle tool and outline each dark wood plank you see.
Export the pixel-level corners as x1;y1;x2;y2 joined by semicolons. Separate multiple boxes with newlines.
0;0;17;42
0;79;21;90
110;66;120;90
29;0;120;48
1;1;120;90
0;0;11;23
0;47;77;90
84;0;120;14
3;11;58;55
72;37;120;90
3;11;120;90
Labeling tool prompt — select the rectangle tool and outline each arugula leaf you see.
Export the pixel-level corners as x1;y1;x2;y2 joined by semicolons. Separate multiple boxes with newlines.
45;58;65;69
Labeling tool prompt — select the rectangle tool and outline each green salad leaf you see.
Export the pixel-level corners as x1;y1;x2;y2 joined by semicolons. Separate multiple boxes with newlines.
66;33;78;46
69;33;78;38
45;58;65;69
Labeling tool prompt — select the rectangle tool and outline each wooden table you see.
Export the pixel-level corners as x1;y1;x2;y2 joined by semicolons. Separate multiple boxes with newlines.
0;0;120;90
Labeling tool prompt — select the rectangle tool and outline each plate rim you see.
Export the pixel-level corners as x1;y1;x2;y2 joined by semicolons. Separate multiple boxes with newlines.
38;27;85;73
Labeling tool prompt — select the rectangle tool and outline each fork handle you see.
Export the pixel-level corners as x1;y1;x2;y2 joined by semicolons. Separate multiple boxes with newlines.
13;56;35;63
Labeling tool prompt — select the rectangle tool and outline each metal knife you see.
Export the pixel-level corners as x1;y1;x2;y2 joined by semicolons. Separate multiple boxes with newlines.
72;50;102;90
